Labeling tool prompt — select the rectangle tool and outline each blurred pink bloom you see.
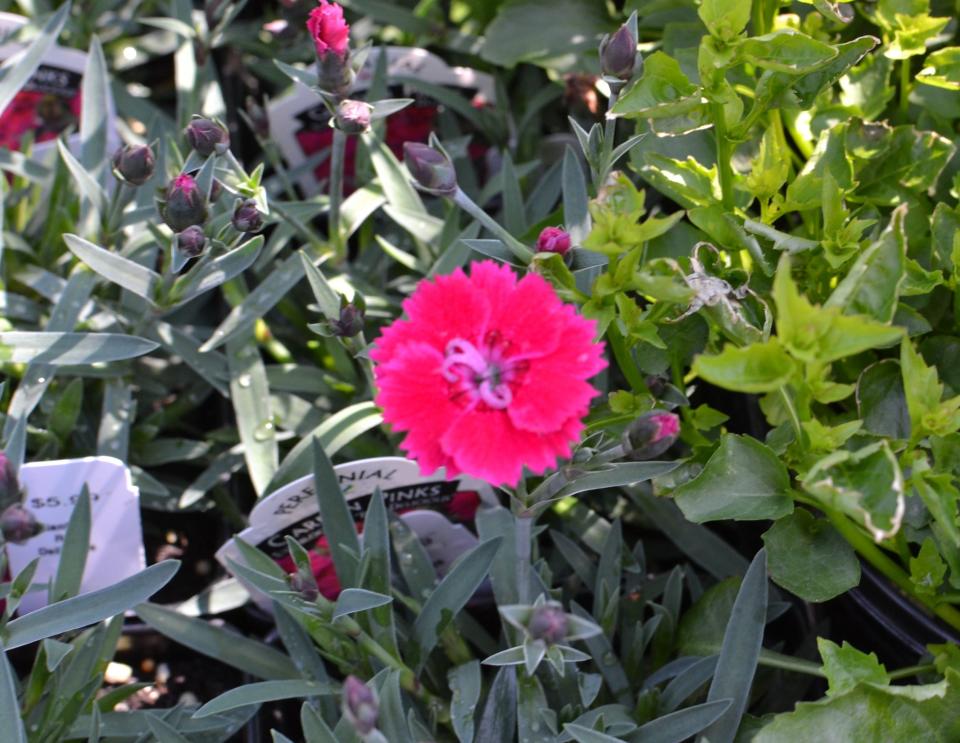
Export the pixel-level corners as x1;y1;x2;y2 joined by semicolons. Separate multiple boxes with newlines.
371;261;606;486
307;0;349;59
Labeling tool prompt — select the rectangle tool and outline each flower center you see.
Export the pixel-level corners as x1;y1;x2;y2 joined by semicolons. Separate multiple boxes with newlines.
442;336;524;410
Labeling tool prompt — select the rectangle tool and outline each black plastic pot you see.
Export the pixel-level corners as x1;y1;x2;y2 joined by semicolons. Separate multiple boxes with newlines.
831;562;960;667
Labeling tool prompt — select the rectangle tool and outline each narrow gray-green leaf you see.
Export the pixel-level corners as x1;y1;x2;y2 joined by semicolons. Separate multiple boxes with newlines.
630;699;731;743
5;561;179;649
412;538;502;669
0;643;25;743
313;438;360;587
51;486;91;602
332;588;392;620
701;550;768;743
0;332;157;365
0;3;71;114
64;234;159;301
136;602;298;680
194;680;336;718
563;146;590;245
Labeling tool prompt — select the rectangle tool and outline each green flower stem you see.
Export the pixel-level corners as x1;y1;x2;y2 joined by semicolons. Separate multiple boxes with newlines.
598;82;623;187
515;510;534;604
899;58;911;117
824;508;960;634
888;663;936;681
607;322;647;395
452;188;534;263
339;614;450;721
758;649;825;677
329;127;347;257
712;102;735;211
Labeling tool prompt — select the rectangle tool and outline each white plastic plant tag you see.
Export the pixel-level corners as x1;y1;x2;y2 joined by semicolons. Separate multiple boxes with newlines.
0;13;118;160
217;456;498;611
268;45;495;193
6;456;146;614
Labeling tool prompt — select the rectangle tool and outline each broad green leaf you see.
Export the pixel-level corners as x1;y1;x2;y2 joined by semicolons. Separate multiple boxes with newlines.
773;255;903;364
753;670;960;741
136;602;298;680
692;340;796;393
818;639;889;697
412;538;502;669
825;205;906;322
738;30;838;74
762;509;860;602
698;0;750;40
803;442;905;541
481;0;610;67
701;550;768;743
674;435;794;523
910;537;948;596
612;52;709;134
900;338;960;438
857;360;910;439
64;235;159;302
0;332;157;365
5;561;179;649
917;46;960;90
194;680;336;718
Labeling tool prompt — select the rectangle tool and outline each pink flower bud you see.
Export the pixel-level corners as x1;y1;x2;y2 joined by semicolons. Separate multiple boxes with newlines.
308;1;349;59
536;227;572;255
162;174;208;233
335;99;372;134
185;117;230;157
403;142;457;195
342;676;378;736
0;503;41;545
527;603;568;644
623;410;680;461
112;144;155;186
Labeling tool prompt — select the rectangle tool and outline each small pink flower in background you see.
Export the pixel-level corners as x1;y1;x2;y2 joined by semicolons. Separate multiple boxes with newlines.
622;410;680;461
307;0;350;59
537;226;572;255
371;260;606;487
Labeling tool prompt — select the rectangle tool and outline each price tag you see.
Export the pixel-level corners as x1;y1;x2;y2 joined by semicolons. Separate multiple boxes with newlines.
268;45;495;194
217;457;497;611
0;13;118;158
6;456;146;614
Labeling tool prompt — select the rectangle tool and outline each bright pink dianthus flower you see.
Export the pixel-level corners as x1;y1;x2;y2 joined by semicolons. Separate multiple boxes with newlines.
371;261;606;487
307;0;350;59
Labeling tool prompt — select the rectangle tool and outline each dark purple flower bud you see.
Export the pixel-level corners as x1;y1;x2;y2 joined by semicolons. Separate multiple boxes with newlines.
112;144;155;186
342;676;378;736
0;452;18;505
335;99;372;134
536;227;572;255
0;503;41;545
623;410;680;461
403;142;457;196
289;568;319;602
176;225;207;258
232;199;264;234
210;179;223;203
600;23;638;81
184;117;230;157
528;603;568;644
332;302;364;337
162;175;208;232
